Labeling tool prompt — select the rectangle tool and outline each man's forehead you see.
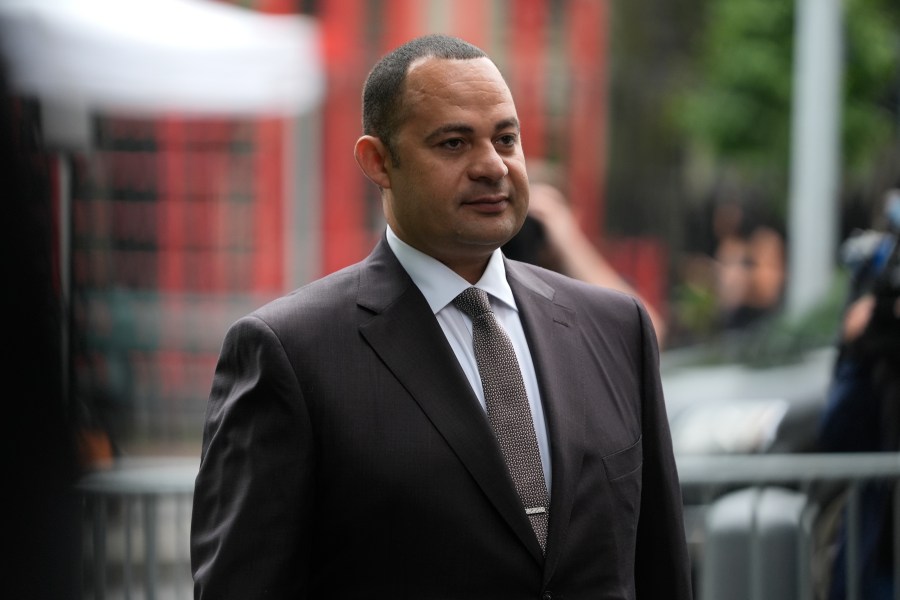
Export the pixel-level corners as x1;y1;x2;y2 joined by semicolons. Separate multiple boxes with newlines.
407;54;490;72
395;56;517;137
403;58;513;108
405;55;502;88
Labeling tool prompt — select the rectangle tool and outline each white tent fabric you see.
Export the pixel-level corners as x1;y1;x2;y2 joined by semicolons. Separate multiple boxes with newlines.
0;0;324;117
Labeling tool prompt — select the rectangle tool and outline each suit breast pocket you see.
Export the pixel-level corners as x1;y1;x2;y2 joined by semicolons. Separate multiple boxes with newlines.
601;436;643;513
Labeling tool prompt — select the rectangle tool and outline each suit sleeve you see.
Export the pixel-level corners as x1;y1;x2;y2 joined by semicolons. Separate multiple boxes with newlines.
191;315;315;599
632;300;694;599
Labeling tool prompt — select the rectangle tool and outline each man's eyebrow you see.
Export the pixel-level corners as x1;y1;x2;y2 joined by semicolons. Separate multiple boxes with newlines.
495;118;521;134
424;123;474;144
423;118;521;144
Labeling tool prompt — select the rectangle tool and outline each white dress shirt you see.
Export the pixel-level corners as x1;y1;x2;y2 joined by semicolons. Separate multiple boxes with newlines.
386;226;551;492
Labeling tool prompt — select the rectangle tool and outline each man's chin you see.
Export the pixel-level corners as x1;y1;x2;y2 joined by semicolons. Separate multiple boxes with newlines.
463;219;525;248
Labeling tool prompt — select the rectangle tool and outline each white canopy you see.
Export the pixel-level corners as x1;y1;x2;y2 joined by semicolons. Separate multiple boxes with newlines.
0;0;324;117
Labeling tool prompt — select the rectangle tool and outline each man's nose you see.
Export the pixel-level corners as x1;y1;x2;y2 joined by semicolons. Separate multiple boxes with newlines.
468;143;509;182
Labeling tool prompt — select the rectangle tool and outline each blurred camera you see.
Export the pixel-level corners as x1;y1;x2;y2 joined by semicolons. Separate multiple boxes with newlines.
841;191;900;360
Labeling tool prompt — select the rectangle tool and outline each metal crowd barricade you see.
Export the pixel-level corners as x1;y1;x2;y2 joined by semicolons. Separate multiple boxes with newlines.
77;453;900;600
78;457;198;600
677;452;900;600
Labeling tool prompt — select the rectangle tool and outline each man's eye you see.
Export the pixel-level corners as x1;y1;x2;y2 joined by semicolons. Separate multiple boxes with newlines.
441;139;464;150
497;134;517;146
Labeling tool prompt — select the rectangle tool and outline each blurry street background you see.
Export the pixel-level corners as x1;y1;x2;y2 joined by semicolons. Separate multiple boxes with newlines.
1;0;898;598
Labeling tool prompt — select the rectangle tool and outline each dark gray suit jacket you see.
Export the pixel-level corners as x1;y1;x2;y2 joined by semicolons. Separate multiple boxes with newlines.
191;236;692;599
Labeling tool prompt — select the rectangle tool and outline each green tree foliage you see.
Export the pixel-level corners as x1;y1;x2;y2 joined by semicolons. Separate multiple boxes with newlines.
674;0;899;201
843;0;900;181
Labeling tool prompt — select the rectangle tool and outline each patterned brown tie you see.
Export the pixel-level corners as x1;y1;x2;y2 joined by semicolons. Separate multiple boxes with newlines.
453;286;549;552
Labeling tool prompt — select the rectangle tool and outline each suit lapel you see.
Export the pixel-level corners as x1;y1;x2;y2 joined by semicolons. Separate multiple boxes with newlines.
356;239;545;563
506;261;587;579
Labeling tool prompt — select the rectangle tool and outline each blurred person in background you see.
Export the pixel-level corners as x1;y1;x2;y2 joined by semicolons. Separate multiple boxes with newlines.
710;200;786;331
1;55;82;598
710;200;752;326
816;187;899;600
503;179;669;346
669;196;787;345
191;34;691;599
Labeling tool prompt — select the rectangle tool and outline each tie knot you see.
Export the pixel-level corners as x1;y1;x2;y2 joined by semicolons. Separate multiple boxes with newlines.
453;287;492;320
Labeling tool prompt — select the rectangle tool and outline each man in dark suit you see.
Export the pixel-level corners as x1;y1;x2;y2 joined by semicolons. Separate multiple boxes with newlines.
191;34;693;599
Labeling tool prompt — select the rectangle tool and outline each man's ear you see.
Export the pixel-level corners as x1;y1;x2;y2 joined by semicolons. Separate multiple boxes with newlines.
354;135;392;189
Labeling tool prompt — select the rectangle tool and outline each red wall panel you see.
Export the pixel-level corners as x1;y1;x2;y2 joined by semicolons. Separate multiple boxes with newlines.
318;0;370;275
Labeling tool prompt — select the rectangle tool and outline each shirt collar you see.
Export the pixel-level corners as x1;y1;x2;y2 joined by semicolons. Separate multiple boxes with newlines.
385;226;518;314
